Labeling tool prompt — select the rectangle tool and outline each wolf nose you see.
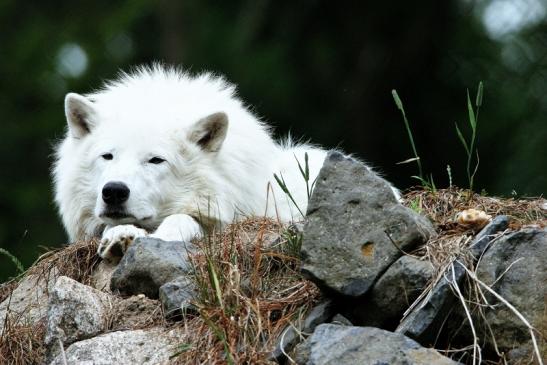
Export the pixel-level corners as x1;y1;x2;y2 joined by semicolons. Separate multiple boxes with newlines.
102;182;130;205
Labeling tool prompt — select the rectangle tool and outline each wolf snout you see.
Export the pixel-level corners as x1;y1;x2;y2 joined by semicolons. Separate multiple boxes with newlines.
102;181;130;205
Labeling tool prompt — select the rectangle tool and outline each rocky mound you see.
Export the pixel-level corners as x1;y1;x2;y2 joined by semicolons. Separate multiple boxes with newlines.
1;151;545;364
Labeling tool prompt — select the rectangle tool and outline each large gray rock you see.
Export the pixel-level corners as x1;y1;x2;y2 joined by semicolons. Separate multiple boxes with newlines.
110;237;194;298
396;215;510;344
475;228;546;362
49;328;180;365
0;270;57;333
45;276;114;362
299;324;459;365
159;276;197;319
354;255;434;328
301;152;435;296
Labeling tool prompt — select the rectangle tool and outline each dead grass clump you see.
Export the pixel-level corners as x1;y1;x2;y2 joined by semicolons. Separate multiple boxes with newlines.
170;217;320;364
0;318;46;365
0;280;19;304
26;238;100;288
404;187;546;232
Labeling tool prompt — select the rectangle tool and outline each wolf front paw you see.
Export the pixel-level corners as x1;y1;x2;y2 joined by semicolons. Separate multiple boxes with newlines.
98;225;147;262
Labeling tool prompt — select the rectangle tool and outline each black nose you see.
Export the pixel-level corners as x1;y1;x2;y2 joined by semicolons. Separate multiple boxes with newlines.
102;182;130;205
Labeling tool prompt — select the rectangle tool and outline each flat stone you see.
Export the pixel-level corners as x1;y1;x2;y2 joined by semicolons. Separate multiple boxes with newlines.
48;328;181;365
301;151;435;297
301;324;460;365
110;237;195;298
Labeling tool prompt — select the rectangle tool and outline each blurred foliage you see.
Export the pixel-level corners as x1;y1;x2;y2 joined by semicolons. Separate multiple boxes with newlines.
0;0;545;280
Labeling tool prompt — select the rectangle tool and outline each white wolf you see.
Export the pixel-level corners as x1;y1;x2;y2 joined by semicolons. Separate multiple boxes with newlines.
53;65;329;261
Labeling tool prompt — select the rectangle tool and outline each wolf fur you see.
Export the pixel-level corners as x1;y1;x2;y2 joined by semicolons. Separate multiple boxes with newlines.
53;65;332;260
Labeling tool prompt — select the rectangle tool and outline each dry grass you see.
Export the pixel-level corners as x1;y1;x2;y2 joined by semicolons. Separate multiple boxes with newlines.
405;187;545;272
25;238;100;287
0;239;99;365
0;319;46;365
404;187;545;231
170;218;320;364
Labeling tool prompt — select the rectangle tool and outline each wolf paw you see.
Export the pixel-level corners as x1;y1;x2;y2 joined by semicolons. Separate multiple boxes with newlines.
98;225;147;262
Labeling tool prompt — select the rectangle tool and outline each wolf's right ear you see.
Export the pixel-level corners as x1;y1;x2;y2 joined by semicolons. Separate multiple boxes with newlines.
188;112;229;152
65;93;96;138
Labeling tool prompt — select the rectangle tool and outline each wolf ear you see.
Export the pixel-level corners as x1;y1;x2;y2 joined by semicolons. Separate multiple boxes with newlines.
65;93;96;138
188;112;228;152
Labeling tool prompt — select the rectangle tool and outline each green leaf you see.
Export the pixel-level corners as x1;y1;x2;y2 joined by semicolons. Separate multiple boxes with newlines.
392;89;403;111
294;154;307;181
467;89;476;130
304;152;309;180
273;173;289;194
455;122;470;155
475;81;483;107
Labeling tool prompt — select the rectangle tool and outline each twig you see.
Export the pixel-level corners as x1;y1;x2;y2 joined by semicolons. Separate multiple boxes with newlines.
448;262;481;365
458;261;544;365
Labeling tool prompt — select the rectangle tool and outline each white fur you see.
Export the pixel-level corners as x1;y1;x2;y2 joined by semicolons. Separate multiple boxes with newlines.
53;65;332;260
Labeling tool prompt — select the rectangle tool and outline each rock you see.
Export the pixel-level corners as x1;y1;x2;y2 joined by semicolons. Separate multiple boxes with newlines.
330;313;352;326
396;216;509;345
48;328;181;365
91;260;117;293
158;276;198;319
353;255;434;328
301;151;435;297
110;237;195;298
270;301;333;363
45;276;114;362
468;215;510;257
300;324;459;365
475;228;546;362
0;270;57;333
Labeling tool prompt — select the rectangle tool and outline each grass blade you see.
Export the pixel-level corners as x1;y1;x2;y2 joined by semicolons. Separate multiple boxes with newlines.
476;81;484;107
467;89;476;131
0;248;25;274
455;122;470;155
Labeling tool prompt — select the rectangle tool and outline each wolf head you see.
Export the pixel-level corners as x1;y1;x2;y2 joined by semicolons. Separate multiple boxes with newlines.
52;67;264;241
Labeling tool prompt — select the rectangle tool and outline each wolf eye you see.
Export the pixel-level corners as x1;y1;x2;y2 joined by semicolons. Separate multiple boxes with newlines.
101;153;113;160
148;157;166;164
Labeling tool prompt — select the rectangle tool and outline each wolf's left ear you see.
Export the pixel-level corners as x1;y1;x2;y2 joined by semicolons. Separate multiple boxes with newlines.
65;93;97;139
188;112;229;152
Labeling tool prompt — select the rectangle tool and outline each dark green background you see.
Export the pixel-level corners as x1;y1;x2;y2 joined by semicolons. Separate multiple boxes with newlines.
1;0;545;281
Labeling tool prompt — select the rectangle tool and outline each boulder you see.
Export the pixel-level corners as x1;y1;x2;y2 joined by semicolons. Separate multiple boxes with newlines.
48;328;181;365
354;255;434;328
475;228;546;362
299;324;459;365
45;276;114;362
110;237;195;298
396;215;510;344
158;276;198;319
301;151;435;297
0;270;57;333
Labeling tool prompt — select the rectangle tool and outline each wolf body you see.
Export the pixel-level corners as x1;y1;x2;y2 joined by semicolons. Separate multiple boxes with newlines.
53;66;330;260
